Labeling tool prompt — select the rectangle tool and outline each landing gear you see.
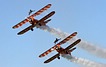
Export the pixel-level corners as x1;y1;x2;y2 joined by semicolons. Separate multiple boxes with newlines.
39;23;41;26
66;51;69;54
57;56;60;59
30;22;34;31
31;28;34;31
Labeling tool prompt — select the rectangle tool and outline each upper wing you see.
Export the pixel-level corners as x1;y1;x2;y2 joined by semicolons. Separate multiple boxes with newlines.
65;39;81;50
12;4;51;29
39;32;77;57
44;53;60;63
29;4;51;18
17;11;55;35
12;18;30;29
57;32;77;45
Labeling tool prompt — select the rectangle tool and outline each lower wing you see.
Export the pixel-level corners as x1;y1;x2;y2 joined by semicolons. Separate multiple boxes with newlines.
38;11;55;23
17;25;35;35
65;39;81;50
44;53;60;63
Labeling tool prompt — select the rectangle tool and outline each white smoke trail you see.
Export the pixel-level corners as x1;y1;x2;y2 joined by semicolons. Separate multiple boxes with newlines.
61;54;106;67
39;25;106;59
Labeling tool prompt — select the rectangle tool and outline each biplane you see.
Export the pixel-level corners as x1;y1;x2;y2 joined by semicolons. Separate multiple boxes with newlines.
12;4;55;35
39;32;81;63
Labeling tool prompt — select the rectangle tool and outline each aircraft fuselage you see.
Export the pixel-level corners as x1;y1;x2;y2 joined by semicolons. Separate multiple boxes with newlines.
29;18;50;27
56;47;71;55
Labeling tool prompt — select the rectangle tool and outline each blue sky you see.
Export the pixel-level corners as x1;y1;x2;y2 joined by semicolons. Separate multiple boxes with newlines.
0;0;106;67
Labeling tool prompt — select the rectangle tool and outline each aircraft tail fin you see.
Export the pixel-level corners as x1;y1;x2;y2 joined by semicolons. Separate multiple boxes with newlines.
69;47;76;53
44;19;51;24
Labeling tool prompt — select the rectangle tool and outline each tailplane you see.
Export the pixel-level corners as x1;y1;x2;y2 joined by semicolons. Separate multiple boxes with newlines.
69;47;76;53
44;19;51;24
